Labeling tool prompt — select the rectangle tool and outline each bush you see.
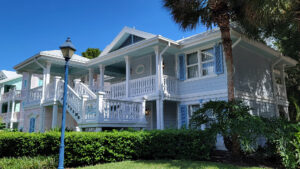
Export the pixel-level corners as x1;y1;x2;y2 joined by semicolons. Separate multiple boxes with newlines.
0;156;57;169
262;119;300;169
0;129;216;167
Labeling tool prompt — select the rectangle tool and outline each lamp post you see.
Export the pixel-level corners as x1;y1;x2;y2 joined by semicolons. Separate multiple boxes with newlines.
58;37;76;169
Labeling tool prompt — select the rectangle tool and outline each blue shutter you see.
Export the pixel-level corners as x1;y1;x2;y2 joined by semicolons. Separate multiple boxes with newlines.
214;43;224;74
29;118;35;133
180;105;188;128
178;54;186;80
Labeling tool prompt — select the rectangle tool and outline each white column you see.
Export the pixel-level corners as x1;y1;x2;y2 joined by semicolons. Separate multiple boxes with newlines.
39;107;46;132
51;104;58;128
9;100;15;129
97;91;105;122
99;64;105;92
42;62;51;102
280;65;287;97
88;68;93;88
156;98;164;130
125;56;130;98
53;76;61;101
154;46;161;94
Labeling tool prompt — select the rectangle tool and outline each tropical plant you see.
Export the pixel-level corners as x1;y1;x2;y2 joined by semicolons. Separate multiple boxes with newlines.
189;100;265;158
81;48;101;59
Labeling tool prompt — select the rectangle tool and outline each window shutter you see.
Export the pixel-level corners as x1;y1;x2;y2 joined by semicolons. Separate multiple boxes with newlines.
180;105;188;128
29;118;35;133
178;54;186;80
214;43;224;74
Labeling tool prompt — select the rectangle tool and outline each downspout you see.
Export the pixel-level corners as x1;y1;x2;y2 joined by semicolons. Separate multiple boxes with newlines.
271;56;282;117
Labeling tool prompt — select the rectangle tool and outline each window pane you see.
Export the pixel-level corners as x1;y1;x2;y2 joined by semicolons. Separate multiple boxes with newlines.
202;60;214;76
189;105;200;116
187;52;198;65
201;48;214;62
188;65;199;78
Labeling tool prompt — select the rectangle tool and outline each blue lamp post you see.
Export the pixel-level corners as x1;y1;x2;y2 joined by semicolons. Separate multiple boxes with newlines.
58;37;76;169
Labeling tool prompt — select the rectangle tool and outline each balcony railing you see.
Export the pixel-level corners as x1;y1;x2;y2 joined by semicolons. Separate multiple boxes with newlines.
276;84;287;100
0;89;21;102
91;75;177;99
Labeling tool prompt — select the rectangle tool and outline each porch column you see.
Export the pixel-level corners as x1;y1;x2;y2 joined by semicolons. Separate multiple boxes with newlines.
42;62;51;102
39;107;46;132
88;68;94;88
99;64;105;92
125;56;130;98
280;65;287;97
0;84;4;102
9;100;15;129
156;98;164;130
154;46;161;94
52;104;58;128
6;101;11;126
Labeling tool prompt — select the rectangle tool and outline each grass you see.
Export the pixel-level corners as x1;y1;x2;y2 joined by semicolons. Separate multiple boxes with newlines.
78;160;267;169
0;156;57;169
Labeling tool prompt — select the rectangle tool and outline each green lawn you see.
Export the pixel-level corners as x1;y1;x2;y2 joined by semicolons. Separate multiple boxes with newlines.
79;160;267;169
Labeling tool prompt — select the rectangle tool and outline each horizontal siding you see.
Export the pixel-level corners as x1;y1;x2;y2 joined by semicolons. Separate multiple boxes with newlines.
178;74;227;95
233;45;274;99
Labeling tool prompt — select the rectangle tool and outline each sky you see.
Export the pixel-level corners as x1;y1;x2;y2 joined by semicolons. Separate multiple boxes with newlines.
0;0;207;71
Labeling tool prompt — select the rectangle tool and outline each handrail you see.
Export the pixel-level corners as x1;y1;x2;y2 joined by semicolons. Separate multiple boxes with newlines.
76;82;97;99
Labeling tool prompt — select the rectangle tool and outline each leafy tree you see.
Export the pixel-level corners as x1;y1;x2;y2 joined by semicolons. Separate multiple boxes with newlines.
190;100;265;158
237;0;300;122
81;48;101;59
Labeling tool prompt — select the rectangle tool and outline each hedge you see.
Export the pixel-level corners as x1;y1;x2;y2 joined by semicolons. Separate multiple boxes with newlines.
0;129;216;167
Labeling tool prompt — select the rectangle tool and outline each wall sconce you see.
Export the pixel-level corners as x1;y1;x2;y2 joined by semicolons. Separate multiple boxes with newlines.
145;108;150;116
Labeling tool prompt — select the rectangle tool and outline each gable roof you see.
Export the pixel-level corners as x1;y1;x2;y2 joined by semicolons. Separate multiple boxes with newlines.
100;26;156;57
0;70;22;84
40;50;90;62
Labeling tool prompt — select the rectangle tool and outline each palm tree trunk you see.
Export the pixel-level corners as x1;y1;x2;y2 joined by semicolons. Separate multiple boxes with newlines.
216;13;235;101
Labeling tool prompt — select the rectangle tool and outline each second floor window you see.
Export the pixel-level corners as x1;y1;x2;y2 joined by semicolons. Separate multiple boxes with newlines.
186;48;215;79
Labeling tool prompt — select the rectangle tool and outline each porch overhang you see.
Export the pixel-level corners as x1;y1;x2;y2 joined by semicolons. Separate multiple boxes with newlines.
14;51;90;77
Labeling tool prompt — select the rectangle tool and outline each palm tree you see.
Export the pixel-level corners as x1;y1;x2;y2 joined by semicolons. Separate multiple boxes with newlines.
163;0;242;101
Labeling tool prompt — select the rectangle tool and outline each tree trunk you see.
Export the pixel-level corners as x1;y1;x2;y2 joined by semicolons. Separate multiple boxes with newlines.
217;13;235;101
231;134;241;159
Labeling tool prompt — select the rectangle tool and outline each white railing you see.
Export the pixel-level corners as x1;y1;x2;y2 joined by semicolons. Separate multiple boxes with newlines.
24;86;43;105
130;75;156;97
0;89;22;102
84;99;97;121
45;82;56;101
74;82;97;100
163;75;178;95
57;81;82;122
105;82;126;99
276;84;286;99
102;99;144;122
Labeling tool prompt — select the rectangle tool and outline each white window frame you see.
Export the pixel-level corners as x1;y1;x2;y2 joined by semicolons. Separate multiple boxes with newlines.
185;47;216;80
186;51;199;79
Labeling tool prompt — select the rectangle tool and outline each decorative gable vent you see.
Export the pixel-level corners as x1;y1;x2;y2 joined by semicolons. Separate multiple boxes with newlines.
110;34;145;52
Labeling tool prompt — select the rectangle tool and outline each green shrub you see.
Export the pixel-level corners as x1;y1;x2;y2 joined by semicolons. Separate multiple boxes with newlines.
0;156;57;169
262;119;300;169
0;129;215;167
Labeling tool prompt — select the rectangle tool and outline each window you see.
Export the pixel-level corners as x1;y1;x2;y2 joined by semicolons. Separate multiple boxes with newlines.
186;52;199;79
186;48;215;79
201;48;214;76
188;104;200;117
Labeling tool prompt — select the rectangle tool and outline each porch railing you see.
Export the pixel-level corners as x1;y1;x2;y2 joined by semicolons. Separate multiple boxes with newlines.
163;75;178;95
0;89;22;102
130;75;156;97
83;97;146;124
276;84;287;100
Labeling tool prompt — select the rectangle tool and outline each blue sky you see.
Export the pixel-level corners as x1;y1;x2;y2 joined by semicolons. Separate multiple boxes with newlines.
0;0;207;71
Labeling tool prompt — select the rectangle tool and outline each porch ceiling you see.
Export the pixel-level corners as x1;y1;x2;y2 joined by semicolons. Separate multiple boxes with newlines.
16;57;89;77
